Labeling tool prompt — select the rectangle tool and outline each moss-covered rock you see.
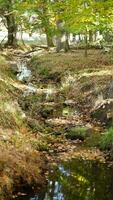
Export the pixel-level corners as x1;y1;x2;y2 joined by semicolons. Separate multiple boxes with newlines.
65;126;91;140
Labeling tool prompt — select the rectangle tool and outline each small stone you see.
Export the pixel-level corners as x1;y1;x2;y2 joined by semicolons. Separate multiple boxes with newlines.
49;150;54;153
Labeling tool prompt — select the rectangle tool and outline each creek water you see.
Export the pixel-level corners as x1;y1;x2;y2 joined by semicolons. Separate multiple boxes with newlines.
16;158;113;200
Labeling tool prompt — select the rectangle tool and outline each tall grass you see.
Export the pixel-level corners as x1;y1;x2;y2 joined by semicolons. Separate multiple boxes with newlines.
100;128;113;150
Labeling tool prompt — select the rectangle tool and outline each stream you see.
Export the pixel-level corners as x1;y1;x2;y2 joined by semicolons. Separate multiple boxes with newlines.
14;57;113;200
16;158;113;200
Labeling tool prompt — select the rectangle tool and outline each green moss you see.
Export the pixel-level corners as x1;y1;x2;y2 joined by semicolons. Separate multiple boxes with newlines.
66;127;90;140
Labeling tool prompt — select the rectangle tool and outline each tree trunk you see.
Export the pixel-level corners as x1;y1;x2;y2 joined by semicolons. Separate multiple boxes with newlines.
56;35;62;53
56;19;69;53
79;34;82;42
46;32;54;48
56;33;70;53
5;14;17;46
94;31;97;42
84;30;88;57
64;33;70;52
89;30;93;42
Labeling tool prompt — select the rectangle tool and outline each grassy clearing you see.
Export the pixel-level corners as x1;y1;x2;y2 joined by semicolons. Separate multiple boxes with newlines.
29;50;113;82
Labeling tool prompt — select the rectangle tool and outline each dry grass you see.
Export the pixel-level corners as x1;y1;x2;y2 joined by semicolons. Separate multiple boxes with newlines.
0;147;45;200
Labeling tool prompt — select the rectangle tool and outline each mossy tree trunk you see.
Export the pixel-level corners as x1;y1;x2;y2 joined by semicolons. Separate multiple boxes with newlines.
5;13;17;46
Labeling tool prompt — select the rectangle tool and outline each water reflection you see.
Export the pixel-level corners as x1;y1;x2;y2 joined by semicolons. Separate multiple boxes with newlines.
30;196;38;200
17;159;113;200
58;165;70;177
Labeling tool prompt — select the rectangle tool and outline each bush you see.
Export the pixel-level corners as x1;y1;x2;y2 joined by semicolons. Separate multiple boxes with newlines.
65;126;90;140
100;128;113;150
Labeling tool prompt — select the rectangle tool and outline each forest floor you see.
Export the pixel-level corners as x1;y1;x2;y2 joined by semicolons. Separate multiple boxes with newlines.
0;48;113;199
